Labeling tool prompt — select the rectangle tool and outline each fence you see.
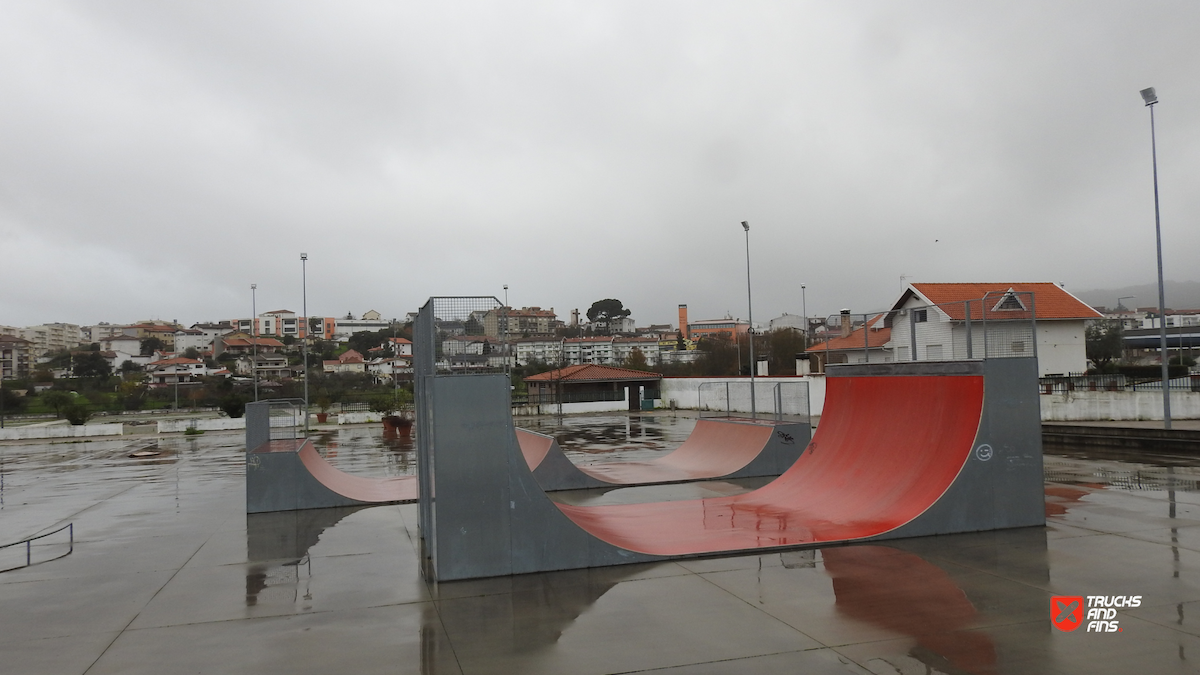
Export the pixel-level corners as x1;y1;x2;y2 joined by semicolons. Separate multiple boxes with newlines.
1039;373;1200;394
264;399;306;440
697;381;809;424
0;523;73;573
813;291;1037;367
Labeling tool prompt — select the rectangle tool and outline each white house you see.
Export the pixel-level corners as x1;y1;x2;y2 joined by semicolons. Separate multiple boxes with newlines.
885;282;1101;376
145;357;209;387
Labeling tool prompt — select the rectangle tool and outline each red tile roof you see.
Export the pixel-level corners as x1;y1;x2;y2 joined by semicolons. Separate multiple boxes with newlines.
149;357;203;367
807;315;891;352
337;349;364;364
907;283;1102;320
524;364;661;383
223;337;286;348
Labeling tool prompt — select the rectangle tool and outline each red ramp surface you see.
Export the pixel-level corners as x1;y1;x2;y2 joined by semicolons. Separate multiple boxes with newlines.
555;374;983;555
515;418;804;490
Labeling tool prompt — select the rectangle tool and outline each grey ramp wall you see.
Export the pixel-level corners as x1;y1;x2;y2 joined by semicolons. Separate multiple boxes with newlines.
422;375;655;581
245;400;366;514
873;357;1045;541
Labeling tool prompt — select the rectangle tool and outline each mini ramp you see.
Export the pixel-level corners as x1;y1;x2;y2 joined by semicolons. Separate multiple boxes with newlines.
415;359;1045;581
514;417;809;491
245;402;417;514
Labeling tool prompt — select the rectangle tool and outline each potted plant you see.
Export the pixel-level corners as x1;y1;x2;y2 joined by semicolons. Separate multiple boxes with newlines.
371;390;413;432
315;395;333;424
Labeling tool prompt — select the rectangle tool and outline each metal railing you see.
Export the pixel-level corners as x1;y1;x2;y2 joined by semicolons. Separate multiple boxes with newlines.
0;523;73;573
697;381;810;423
1039;373;1200;393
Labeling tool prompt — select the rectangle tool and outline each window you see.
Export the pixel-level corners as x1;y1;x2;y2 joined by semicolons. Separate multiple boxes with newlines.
1011;341;1025;353
926;345;943;360
914;309;928;323
993;292;1026;311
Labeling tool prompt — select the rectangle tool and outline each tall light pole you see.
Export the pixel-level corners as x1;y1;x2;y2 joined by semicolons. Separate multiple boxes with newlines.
301;253;309;434
801;283;808;345
1141;87;1171;429
741;221;756;419
251;283;258;402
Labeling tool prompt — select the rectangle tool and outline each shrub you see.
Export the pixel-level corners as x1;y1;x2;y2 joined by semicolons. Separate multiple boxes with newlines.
220;394;247;418
62;401;92;425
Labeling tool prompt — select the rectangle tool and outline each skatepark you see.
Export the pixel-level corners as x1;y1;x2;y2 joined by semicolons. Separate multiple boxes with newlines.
6;295;1200;673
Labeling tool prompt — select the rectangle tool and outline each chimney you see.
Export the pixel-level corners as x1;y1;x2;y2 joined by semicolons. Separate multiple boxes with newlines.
678;304;689;340
840;309;852;338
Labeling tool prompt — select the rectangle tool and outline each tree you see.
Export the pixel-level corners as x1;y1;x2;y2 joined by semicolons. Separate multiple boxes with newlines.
140;337;166;356
586;299;631;334
42;390;73;418
182;347;201;360
622;348;650;371
1086;320;1124;371
220;394;247;418
764;329;808;376
73;352;112;379
63;401;92;425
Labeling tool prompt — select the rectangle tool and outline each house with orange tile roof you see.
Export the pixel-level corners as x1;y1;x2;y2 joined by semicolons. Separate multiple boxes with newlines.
805;312;892;373
887;282;1101;376
323;349;366;374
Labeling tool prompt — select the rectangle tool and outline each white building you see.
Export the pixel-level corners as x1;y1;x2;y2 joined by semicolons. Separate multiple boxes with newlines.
22;323;84;356
145;357;210;387
885;282;1101;376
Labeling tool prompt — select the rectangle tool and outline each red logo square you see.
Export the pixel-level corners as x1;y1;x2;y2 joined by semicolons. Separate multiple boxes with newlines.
1051;596;1084;631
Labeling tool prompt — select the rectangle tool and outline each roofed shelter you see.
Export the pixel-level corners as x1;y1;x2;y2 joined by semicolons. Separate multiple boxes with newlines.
524;364;662;411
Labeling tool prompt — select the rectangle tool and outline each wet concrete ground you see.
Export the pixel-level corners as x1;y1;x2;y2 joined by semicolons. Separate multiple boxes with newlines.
4;414;1200;673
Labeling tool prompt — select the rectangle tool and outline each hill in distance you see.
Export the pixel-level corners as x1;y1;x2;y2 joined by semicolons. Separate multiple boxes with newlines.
1071;280;1200;312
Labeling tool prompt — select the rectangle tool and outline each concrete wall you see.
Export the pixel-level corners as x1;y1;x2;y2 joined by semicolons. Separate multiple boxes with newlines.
338;411;385;424
1039;390;1200;421
157;416;299;433
0;423;124;441
660;377;815;416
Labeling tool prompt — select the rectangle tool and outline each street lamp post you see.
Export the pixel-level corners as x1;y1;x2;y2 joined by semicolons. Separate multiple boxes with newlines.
301;253;309;435
741;221;756;419
1140;87;1171;429
251;284;258;402
801;284;808;345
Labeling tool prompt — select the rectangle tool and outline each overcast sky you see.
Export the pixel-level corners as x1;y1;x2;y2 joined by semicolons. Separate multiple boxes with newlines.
1;1;1198;329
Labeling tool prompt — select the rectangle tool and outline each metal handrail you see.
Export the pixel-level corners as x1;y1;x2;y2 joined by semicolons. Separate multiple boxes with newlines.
0;523;74;573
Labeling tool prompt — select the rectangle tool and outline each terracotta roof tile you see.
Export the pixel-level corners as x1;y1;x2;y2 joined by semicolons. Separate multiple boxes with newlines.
807;315;891;352
908;283;1101;320
524;364;662;383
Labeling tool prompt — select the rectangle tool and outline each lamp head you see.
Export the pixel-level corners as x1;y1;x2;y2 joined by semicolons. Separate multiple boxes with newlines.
741;220;750;232
1140;87;1158;106
300;253;308;261
251;283;256;290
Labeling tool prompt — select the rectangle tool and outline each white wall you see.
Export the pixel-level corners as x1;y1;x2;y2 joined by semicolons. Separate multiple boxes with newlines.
1040;390;1200;421
1035;322;1088;376
659;377;814;416
0;423;123;440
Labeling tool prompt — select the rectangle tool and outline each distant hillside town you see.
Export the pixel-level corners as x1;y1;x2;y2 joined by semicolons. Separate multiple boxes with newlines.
1;283;1196;393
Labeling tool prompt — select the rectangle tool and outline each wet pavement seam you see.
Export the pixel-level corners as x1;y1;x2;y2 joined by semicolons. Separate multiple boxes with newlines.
80;507;236;675
690;566;829;648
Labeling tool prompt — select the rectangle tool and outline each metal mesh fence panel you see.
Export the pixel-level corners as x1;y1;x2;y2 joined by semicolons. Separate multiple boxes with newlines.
266;399;304;440
697;381;809;423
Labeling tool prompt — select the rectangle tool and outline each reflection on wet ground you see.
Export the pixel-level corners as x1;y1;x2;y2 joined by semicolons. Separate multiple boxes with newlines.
521;412;697;463
6;422;1200;673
